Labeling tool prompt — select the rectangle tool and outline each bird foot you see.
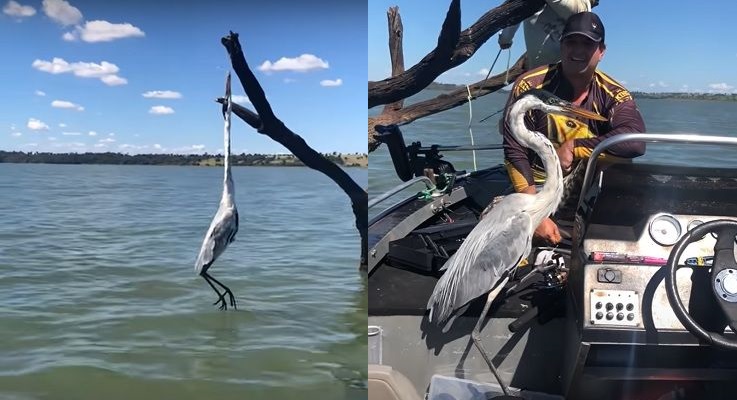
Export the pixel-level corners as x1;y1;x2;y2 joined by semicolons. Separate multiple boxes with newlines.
212;290;237;311
226;289;237;310
213;295;228;310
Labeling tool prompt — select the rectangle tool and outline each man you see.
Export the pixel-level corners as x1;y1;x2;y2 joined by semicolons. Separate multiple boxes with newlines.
500;11;646;244
498;0;596;69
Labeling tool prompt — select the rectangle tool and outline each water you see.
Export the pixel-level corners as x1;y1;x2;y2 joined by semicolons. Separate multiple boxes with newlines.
369;88;737;217
0;164;367;400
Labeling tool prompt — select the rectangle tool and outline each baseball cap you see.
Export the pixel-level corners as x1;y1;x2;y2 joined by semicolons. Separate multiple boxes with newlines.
561;11;605;43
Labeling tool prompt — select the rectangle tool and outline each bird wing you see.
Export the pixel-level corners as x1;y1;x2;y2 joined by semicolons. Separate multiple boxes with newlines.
194;205;239;273
427;199;533;324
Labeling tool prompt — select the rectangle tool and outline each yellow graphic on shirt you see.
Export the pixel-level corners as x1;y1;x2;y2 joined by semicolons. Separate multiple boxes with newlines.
548;114;594;144
529;114;595;184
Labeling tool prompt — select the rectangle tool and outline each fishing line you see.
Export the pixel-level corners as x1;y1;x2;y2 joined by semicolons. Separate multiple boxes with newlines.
465;48;504;171
465;85;477;171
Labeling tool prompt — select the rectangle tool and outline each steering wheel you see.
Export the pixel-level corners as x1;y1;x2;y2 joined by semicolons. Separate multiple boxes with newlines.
666;219;737;350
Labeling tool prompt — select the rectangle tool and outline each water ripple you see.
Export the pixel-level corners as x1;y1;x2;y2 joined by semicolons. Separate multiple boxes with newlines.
0;164;368;399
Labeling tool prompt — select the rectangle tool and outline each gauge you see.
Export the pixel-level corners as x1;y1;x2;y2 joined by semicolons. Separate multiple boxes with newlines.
688;219;707;240
687;219;704;232
649;214;682;246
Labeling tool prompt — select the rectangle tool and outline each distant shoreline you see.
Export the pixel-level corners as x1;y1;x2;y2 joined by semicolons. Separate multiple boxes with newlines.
427;82;737;102
0;151;368;168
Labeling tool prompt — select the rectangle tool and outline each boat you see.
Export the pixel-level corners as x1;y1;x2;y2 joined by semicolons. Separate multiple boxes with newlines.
367;124;737;400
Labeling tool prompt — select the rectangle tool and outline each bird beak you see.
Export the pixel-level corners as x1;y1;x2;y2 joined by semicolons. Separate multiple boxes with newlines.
558;103;608;121
222;72;231;119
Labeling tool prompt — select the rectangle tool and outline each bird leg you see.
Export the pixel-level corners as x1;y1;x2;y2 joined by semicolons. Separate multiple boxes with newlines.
470;276;511;396
202;272;238;310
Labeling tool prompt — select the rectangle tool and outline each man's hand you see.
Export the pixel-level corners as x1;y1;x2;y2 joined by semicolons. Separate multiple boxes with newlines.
534;217;561;244
557;139;575;173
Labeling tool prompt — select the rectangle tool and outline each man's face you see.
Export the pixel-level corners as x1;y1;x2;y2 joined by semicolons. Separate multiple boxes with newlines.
560;35;605;77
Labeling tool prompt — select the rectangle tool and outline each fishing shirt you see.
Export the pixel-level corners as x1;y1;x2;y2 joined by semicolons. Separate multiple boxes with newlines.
501;62;646;192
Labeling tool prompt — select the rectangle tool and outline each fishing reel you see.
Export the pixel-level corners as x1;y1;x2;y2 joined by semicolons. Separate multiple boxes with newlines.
506;249;569;332
374;124;457;189
533;249;569;290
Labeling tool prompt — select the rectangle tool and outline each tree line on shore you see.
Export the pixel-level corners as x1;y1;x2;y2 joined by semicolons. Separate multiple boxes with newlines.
0;151;368;167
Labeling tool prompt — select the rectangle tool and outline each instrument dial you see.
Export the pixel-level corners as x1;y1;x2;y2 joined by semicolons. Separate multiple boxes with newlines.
649;214;682;246
687;219;704;232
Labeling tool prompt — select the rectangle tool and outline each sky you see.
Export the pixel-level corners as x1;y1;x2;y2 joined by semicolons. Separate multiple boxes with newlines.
1;0;367;155
369;1;737;94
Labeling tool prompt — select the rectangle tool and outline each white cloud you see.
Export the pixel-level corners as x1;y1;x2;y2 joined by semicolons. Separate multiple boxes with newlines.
61;131;81;135
3;1;36;18
477;68;489;76
99;137;115;143
283;78;296;84
48;136;57;141
62;31;75;41
258;54;329;73
708;83;734;92
58;123;66;127
320;78;343;87
32;57;127;86
232;95;250;105
149;105;174;115
142;90;182;99
67;20;144;43
153;144;162;150
88;130;97;136
42;0;82;26
11;132;22;137
51;99;84;111
35;90;46;96
100;74;127;86
192;144;205;151
27;118;49;130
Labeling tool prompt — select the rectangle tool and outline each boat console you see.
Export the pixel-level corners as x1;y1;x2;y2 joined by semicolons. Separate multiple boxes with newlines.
563;134;737;398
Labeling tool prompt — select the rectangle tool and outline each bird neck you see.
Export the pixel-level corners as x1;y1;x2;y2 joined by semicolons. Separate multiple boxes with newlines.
222;98;234;203
510;99;564;223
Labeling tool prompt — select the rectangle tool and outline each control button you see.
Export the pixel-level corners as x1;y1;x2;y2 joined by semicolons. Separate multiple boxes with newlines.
596;312;603;320
606;302;614;311
595;302;602;309
626;303;634;311
597;268;623;284
616;303;623;311
606;312;614;320
616;313;624;321
627;313;635;321
604;270;616;282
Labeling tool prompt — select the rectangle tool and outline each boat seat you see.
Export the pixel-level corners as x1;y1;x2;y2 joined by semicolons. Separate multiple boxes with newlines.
368;364;422;400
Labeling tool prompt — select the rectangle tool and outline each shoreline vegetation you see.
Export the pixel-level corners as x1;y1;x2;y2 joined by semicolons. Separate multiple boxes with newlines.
427;82;737;101
0;151;368;168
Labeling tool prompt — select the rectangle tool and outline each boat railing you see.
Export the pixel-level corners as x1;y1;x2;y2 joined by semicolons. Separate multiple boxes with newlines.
368;175;435;210
577;133;737;211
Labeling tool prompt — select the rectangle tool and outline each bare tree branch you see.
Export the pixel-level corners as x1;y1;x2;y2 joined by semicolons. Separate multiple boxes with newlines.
382;6;405;114
368;0;544;109
220;32;368;270
368;55;526;151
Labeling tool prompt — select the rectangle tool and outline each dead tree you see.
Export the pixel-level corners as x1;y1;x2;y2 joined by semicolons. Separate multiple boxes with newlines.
368;0;546;151
220;32;368;271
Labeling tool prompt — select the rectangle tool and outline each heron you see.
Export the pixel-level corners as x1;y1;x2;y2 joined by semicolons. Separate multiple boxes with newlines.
426;89;606;395
194;72;240;311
